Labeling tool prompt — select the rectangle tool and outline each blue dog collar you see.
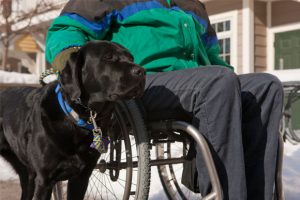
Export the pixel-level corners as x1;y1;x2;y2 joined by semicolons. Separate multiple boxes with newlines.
55;84;94;130
55;83;110;153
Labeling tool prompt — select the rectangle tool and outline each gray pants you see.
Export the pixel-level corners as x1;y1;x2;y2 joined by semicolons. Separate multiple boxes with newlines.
141;66;283;200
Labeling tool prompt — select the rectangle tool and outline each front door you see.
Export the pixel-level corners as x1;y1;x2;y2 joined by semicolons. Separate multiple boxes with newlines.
274;29;300;70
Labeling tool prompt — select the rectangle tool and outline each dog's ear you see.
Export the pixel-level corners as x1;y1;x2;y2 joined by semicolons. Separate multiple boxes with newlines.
60;50;84;102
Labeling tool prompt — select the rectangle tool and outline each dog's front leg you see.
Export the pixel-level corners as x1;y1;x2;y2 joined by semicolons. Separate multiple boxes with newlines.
32;176;54;200
22;172;36;200
67;152;99;200
66;172;93;200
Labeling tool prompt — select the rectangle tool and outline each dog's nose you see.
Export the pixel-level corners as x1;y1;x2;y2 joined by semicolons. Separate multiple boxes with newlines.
131;67;145;77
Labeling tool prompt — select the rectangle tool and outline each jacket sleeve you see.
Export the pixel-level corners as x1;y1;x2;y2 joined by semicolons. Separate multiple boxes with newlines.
177;0;233;70
45;0;117;70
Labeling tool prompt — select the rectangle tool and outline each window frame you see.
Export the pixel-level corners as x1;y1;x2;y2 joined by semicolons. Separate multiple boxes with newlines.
209;11;238;70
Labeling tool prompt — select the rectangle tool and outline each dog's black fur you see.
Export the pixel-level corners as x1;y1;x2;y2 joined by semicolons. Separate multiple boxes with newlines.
0;41;145;200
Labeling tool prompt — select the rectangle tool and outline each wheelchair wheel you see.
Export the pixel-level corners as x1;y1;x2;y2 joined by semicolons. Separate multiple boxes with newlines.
156;141;202;200
52;100;151;200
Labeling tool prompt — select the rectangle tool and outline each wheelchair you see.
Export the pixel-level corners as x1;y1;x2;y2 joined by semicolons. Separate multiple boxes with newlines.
51;99;284;200
281;81;300;145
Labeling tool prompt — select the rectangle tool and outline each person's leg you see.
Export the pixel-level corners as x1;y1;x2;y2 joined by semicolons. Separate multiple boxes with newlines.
142;66;247;200
239;73;283;200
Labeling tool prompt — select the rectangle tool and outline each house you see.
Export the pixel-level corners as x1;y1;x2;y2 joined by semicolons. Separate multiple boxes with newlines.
203;0;300;76
0;0;66;76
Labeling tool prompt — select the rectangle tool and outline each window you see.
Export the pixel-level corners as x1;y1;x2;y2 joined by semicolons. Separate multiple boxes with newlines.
210;11;238;68
212;20;232;65
212;20;231;33
218;38;231;64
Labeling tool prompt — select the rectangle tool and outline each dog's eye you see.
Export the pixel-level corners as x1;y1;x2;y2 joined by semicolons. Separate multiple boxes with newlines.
128;57;134;62
102;53;113;61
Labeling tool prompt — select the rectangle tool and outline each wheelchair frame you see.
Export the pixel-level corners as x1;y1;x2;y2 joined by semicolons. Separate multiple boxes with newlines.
52;100;284;200
281;81;300;144
148;120;222;200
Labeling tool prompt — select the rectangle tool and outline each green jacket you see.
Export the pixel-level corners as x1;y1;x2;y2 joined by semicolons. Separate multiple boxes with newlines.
46;0;232;73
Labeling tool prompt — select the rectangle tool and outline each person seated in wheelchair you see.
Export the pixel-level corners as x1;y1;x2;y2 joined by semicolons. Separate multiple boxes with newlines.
45;0;284;199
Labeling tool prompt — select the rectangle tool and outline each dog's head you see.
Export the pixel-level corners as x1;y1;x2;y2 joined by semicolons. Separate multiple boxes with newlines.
60;41;145;111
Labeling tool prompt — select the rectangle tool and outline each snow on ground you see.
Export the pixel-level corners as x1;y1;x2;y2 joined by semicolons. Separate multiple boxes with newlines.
0;70;39;84
0;157;18;181
283;143;300;200
266;69;300;83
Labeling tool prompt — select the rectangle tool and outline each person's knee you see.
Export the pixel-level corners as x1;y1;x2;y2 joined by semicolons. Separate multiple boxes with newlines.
193;66;240;101
212;66;240;91
256;73;283;96
260;73;282;86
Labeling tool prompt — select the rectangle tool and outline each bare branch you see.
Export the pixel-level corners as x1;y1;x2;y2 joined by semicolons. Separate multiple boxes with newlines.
0;0;61;70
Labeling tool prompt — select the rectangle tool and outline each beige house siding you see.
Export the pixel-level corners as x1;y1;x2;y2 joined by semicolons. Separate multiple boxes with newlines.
205;0;242;15
254;1;267;72
272;1;300;27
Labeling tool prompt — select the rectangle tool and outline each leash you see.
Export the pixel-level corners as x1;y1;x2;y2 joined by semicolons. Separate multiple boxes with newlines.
40;68;60;86
55;84;109;153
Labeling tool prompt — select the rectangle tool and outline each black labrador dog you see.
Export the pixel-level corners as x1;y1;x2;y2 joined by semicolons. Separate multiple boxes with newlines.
0;41;145;200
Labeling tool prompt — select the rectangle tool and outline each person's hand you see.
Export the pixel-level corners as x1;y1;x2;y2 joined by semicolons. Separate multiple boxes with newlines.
40;47;81;85
52;46;81;72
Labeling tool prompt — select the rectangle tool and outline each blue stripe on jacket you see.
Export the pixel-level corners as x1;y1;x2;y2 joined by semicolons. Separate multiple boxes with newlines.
62;1;214;47
62;1;165;35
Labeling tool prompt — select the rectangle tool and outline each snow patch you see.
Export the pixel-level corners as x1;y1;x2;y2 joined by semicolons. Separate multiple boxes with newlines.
0;157;18;181
0;70;39;84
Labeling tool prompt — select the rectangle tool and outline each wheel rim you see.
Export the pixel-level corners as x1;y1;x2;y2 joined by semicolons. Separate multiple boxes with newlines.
156;141;202;200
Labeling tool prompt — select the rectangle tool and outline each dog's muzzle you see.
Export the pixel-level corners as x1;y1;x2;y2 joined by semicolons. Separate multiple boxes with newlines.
131;66;145;78
130;66;146;97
